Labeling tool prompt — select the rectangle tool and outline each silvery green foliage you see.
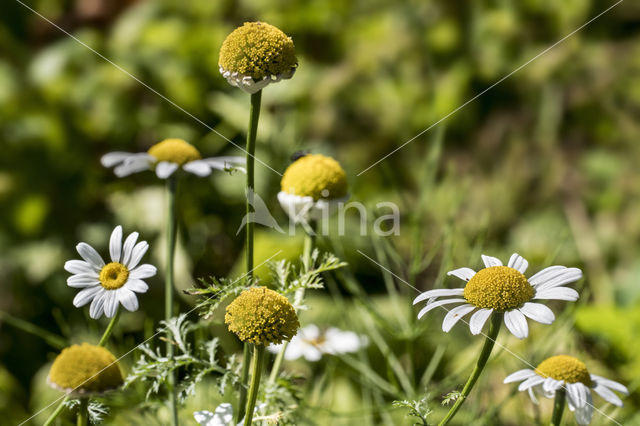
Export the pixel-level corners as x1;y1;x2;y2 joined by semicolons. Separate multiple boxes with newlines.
270;249;347;296
441;390;463;406
262;373;304;425
64;399;109;425
185;276;249;320
124;314;231;402
393;396;432;426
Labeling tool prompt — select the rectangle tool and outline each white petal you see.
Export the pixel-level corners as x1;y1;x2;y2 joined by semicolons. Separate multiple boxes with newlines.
155;161;179;179
504;309;529;339
302;347;323;362
125;279;149;293
117;288;139;312
203;156;246;170
65;260;98;274
300;324;320;340
447;267;476;281
519;302;555;324
103;291;119;318
567;382;589;408
67;274;101;288
590;374;629;395
534;286;579;301
72;285;101;307
469;308;493;335
89;291;106;319
504;369;537;383
518;375;545;391
126;241;149;269
109;225;123;263
574;397;593;425
528;386;540;404
121;231;139;267
543;377;563;394
130;264;157;279
507;253;528;273
481;255;503;268
533;268;582;291
417;298;466;319
442;304;475;332
413;288;464;305
76;243;105;269
593;383;623;406
528;265;566;285
114;155;152;177
182;160;212;177
101;152;134;167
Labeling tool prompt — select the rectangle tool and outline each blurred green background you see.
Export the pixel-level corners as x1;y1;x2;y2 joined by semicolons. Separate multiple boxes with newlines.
1;0;640;424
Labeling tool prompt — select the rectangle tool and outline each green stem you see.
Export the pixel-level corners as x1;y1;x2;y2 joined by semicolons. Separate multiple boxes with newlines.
77;398;88;426
0;310;67;349
166;176;179;426
550;388;566;426
42;396;69;426
268;225;315;384
437;313;502;426
244;345;265;426
98;307;121;347
236;89;263;425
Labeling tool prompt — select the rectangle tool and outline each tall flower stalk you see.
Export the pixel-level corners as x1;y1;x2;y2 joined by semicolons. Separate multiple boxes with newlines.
437;313;501;425
165;175;179;426
219;20;297;424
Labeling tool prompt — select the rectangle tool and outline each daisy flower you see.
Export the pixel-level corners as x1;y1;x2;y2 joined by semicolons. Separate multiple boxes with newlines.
504;355;628;425
64;225;157;319
267;324;368;362
278;153;350;224
413;254;582;339
219;22;297;94
101;138;245;179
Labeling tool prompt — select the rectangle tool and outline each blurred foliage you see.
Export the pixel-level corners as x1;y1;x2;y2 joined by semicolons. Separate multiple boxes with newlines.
1;0;640;424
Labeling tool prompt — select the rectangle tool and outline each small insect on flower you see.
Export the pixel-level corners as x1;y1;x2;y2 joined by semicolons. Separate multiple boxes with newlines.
267;324;368;361
504;355;629;425
101;138;245;179
48;343;124;397
219;21;298;93
278;153;349;223
413;254;582;339
225;287;299;346
64;225;157;319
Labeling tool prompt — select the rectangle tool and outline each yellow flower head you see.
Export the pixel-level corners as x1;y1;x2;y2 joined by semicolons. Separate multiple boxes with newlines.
225;287;299;345
219;22;297;80
535;355;593;386
280;154;348;201
463;266;534;311
48;343;124;395
147;138;201;165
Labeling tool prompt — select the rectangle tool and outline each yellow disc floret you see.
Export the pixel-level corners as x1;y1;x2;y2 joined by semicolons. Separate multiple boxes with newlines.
219;22;297;80
147;138;201;165
99;262;129;290
463;266;534;311
280;154;348;201
225;287;299;345
535;355;593;386
48;343;124;395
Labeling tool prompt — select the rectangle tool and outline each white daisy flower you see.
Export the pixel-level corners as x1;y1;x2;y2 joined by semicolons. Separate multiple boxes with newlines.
101;138;245;179
504;355;628;425
413;253;582;339
278;154;349;224
267;324;368;362
194;403;267;426
64;225;157;319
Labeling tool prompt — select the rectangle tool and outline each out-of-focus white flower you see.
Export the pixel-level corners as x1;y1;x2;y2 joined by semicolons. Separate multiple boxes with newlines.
504;355;628;425
194;403;267;426
101;138;245;179
64;225;156;319
268;324;368;362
